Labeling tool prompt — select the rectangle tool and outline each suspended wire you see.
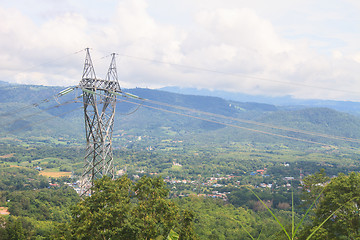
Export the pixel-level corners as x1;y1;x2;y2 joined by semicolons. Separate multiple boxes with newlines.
0;98;53;118
0;86;78;118
3;106;82;135
2;84;354;147
0;86;139;136
2;49;358;146
3;83;353;147
0;95;83;127
114;53;360;96
83;50;360;145
0;49;85;84
5;81;350;147
0;49;84;119
80;88;360;146
142;98;360;144
3;47;353;98
114;97;333;146
118;98;331;146
78;88;144;116
3;48;359;115
117;100;144;116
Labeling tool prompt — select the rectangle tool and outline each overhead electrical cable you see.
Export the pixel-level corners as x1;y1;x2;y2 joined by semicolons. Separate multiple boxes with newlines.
118;98;331;146
0;98;53;118
2;49;358;146
2;86;347;148
4;106;82;135
141;98;360;144
0;95;82;127
4;48;358;106
0;49;85;84
113;52;360;96
0;49;84;119
0;86;77;118
80;88;354;146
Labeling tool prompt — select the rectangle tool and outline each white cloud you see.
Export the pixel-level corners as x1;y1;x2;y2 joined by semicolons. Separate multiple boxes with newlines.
0;0;359;101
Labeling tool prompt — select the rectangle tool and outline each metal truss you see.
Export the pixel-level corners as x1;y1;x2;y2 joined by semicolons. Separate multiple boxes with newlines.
79;48;121;196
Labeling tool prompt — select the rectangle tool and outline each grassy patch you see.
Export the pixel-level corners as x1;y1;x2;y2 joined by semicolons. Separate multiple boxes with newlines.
0;153;14;158
171;165;182;171
39;171;72;178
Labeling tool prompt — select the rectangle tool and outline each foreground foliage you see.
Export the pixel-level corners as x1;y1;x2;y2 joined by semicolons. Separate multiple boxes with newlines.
176;196;289;239
53;175;197;240
300;172;360;239
3;143;360;239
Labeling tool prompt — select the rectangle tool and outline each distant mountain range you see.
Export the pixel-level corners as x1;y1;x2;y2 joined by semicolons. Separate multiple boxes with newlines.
161;86;360;115
1;80;360;148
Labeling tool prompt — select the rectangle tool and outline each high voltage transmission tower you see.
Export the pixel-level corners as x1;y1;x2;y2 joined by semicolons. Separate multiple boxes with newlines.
79;48;121;196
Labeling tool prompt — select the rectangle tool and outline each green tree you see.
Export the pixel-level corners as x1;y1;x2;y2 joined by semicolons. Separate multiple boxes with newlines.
300;172;360;239
130;176;179;239
70;176;133;239
301;169;329;209
50;222;72;240
0;216;8;240
6;218;26;240
177;209;198;240
67;175;197;240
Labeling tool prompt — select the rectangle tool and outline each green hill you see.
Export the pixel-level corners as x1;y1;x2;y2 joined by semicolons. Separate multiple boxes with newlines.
1;83;360;148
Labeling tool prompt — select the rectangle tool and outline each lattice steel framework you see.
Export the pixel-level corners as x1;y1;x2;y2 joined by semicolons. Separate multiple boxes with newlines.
79;48;121;196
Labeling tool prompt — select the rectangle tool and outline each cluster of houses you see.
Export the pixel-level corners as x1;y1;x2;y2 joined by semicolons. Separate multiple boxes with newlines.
197;191;229;200
249;168;269;176
49;161;301;199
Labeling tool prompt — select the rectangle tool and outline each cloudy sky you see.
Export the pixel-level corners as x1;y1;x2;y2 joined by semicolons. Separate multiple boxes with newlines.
0;0;359;101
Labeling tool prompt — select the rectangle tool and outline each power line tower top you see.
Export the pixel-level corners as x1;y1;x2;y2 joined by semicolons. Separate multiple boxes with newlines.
79;48;121;196
81;48;96;80
80;49;121;91
106;53;120;89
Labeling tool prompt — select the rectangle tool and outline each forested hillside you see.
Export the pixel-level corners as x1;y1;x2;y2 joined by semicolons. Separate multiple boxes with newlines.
1;83;360;148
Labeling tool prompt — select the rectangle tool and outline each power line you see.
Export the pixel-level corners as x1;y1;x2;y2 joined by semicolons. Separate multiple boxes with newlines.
4;48;359;98
142;98;360;144
2;85;356;147
0;95;82;127
0;86;78;119
119;98;331;146
3;106;82;135
81;88;359;146
114;53;360;96
1;47;358;146
0;87;82;135
0;49;85;84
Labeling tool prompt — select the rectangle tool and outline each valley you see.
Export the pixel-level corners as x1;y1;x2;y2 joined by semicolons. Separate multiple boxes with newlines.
1;82;360;239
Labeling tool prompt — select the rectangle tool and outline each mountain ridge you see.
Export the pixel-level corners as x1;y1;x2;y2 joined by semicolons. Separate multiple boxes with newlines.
160;86;360;115
0;83;360;148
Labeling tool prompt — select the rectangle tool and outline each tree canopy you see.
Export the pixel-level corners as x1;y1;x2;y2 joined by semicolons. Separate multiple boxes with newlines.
300;172;360;239
57;175;197;240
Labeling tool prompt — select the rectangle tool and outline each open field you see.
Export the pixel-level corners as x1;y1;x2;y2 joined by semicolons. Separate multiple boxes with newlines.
9;165;27;168
39;171;72;178
0;153;14;158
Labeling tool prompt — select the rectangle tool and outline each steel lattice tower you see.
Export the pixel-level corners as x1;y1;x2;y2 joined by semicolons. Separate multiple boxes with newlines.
79;48;121;196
